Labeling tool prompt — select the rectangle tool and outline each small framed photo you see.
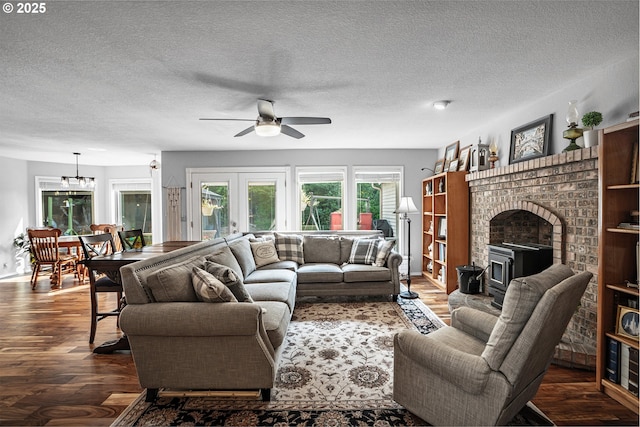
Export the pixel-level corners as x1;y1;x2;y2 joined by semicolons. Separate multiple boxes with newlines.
434;158;445;174
616;305;639;339
437;218;447;239
457;145;471;171
444;140;460;163
509;114;552;164
449;159;459;171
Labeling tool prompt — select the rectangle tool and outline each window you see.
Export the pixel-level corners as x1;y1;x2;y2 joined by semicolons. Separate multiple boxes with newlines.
353;167;401;238
297;167;346;231
111;179;153;244
36;177;95;235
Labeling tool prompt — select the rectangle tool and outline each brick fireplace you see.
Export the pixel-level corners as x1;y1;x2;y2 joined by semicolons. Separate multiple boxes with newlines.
466;146;599;369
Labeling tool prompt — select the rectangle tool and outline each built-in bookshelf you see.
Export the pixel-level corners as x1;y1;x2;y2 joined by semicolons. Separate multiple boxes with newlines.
421;171;469;294
596;119;640;414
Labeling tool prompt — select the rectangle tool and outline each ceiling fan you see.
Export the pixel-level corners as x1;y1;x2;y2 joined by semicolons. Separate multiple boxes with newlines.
200;99;331;139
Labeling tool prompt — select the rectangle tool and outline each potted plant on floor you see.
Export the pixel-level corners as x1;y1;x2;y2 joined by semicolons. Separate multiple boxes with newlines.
581;111;603;147
13;233;32;274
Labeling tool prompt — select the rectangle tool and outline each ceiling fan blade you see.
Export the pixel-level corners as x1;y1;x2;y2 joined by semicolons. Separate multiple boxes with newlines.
280;117;332;125
257;99;276;120
280;125;305;139
234;126;255;137
199;118;254;121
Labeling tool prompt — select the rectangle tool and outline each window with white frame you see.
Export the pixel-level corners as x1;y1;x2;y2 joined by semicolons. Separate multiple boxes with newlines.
353;167;402;238
297;167;347;231
36;176;95;235
110;179;153;244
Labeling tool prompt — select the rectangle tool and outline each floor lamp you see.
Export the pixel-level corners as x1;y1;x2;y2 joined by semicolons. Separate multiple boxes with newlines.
396;196;419;299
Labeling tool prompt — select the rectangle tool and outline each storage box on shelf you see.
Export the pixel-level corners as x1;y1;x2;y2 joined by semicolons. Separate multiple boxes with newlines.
597;118;640;414
421;171;469;294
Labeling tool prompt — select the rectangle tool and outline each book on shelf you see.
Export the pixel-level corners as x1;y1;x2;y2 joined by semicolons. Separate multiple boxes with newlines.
629;346;639;396
606;337;620;383
618;222;640;230
621;343;630;389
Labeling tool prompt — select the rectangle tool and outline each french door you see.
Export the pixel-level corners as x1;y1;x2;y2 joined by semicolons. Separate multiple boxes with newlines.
188;168;288;240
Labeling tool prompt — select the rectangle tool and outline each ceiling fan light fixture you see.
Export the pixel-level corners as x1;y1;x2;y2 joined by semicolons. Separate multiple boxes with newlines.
433;100;450;110
255;120;281;137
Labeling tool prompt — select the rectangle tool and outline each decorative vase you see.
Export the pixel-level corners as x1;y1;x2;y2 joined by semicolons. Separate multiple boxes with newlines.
583;129;599;147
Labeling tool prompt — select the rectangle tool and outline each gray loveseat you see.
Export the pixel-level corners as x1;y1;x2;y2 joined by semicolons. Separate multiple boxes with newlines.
119;230;401;401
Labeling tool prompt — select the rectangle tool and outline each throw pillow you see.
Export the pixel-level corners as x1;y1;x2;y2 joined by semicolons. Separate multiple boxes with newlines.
229;238;257;278
348;239;379;265
191;267;238;303
375;239;396;267
146;255;206;302
250;240;280;268
204;260;254;302
303;236;341;264
206;246;244;280
274;232;304;264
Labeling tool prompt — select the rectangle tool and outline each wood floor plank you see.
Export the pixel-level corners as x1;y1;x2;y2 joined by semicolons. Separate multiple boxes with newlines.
0;273;637;425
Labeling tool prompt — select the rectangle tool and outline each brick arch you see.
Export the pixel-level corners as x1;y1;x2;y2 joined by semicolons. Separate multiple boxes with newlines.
488;200;564;264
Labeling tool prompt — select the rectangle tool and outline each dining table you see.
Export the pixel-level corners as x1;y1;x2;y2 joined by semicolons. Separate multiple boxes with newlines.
84;240;200;353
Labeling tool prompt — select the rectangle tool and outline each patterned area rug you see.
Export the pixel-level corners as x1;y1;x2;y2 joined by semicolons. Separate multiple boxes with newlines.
112;297;551;426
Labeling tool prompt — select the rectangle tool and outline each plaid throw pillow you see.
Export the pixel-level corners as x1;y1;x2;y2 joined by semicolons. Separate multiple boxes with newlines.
375;239;396;267
274;233;304;264
191;267;238;303
348;239;379;265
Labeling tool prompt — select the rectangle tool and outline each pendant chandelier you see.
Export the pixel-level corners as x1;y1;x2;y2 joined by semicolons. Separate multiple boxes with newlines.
61;152;95;188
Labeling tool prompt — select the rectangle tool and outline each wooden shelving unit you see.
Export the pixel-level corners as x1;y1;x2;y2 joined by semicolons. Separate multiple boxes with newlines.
421;171;469;294
596;119;640;414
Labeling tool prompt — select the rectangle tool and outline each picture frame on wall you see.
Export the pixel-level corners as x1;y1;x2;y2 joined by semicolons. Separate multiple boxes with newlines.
457;145;471;171
434;158;445;174
509;114;552;164
616;305;639;339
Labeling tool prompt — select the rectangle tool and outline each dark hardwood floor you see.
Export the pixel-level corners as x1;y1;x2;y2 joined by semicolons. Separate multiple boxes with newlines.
0;273;637;426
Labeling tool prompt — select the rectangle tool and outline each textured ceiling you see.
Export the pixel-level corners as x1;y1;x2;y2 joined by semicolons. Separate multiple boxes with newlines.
0;1;637;166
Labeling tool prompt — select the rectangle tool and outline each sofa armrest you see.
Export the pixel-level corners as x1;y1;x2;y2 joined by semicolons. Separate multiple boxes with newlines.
394;329;491;394
120;302;263;337
451;306;498;343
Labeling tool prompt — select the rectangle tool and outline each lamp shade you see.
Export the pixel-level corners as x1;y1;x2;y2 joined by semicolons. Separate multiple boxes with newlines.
395;196;418;214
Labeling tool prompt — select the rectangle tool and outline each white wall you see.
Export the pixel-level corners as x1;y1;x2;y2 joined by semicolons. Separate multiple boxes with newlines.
0;157;29;278
446;55;639;163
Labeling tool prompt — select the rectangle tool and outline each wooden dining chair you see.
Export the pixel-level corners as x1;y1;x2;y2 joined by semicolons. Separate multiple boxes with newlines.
118;229;146;251
27;228;79;289
78;233;124;344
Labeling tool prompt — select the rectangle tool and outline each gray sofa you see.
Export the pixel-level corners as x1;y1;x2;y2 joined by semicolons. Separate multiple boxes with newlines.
119;230;401;401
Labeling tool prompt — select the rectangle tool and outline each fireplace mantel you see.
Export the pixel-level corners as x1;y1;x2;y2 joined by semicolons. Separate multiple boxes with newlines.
466;146;598;183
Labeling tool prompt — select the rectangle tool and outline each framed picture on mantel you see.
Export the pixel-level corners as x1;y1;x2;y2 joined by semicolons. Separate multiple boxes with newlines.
509;114;552;164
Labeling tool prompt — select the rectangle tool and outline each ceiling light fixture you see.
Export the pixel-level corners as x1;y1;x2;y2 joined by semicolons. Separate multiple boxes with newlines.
254;118;281;137
433;100;451;110
61;152;95;189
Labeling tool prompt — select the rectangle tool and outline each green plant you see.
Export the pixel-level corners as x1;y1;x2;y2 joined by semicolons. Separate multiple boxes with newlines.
581;111;603;128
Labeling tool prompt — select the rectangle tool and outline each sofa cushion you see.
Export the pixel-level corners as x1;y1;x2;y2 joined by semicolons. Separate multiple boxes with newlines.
245;282;296;312
348;238;379;264
191;267;238;303
297;263;343;283
257;260;298;272
204;261;253;303
375;239;395;267
255;301;290;349
229;238;257;278
206;246;244;280
342;263;392;282
244;268;296;284
250;239;280;268
146;256;206;302
303;236;341;264
482;264;575;370
274;232;304;264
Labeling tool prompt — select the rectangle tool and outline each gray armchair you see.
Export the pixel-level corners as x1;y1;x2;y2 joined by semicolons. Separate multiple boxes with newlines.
393;264;592;426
